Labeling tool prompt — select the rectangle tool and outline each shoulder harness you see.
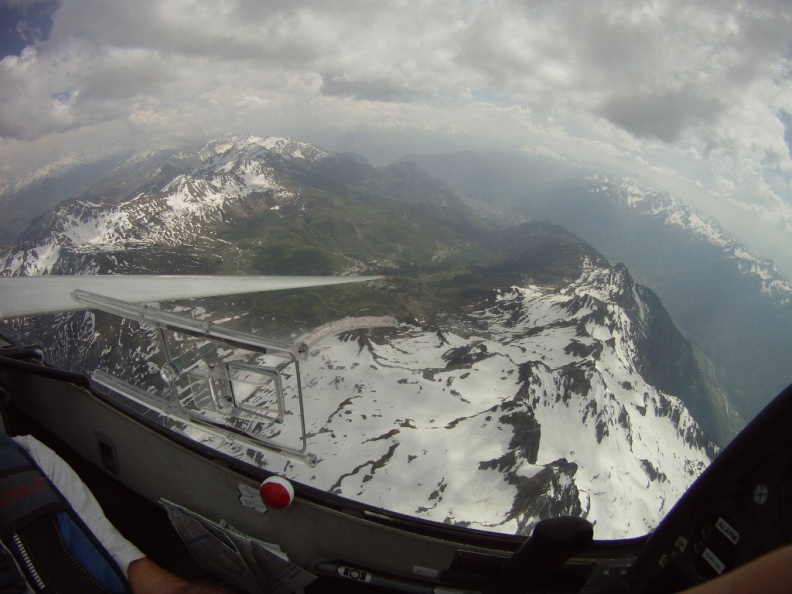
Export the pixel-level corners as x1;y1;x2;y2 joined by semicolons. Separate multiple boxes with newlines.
0;434;129;593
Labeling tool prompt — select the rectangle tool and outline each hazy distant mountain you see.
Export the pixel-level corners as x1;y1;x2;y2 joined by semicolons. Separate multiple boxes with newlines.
0;135;719;538
0;156;118;245
406;151;792;432
0;140;199;246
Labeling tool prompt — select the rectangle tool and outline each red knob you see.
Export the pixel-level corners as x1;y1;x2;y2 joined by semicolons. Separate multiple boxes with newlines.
259;476;294;509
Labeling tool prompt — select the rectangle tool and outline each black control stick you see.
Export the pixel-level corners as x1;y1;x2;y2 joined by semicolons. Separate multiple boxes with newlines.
494;515;594;593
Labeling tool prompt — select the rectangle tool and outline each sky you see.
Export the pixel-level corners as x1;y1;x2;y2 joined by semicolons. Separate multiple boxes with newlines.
1;0;791;275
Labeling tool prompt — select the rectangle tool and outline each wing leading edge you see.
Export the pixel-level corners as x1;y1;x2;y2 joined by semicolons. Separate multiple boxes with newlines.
0;275;381;319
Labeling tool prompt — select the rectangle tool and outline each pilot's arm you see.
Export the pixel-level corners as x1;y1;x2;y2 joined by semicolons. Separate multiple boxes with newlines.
128;558;232;594
679;544;792;594
14;434;231;594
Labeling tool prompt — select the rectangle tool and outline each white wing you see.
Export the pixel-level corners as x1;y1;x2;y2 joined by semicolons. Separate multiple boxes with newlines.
0;275;380;319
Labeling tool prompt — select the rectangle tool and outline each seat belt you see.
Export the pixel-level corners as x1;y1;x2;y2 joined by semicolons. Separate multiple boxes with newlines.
0;434;129;593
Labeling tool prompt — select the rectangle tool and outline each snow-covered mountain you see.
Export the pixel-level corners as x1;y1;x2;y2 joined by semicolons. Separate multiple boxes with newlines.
0;135;720;540
1;135;325;276
564;176;792;427
284;257;715;539
0;137;203;245
405;152;792;437
586;175;792;304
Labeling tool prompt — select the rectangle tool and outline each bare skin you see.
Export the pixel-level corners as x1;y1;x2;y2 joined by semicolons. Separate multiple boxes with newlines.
127;558;234;594
679;544;792;594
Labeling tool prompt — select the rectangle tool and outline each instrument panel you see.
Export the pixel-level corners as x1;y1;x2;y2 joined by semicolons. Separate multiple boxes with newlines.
625;384;792;593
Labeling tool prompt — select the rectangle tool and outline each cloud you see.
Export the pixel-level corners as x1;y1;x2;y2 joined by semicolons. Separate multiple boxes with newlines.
456;2;792;145
779;110;792;158
598;87;725;143
5;0;786;146
320;72;416;102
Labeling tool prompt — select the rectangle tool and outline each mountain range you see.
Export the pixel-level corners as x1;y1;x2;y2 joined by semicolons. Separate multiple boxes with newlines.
286;258;715;538
405;151;792;429
1;134;772;538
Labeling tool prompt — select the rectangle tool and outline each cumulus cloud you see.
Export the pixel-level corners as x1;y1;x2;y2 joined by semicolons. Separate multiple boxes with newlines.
4;0;786;144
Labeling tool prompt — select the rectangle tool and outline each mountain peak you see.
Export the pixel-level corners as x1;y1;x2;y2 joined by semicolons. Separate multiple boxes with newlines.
587;174;792;304
202;134;329;165
278;256;716;539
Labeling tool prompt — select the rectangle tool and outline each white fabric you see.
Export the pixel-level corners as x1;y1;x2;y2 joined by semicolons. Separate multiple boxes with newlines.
12;435;145;576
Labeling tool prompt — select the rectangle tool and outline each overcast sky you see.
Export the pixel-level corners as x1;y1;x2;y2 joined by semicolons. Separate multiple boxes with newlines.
1;0;791;274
